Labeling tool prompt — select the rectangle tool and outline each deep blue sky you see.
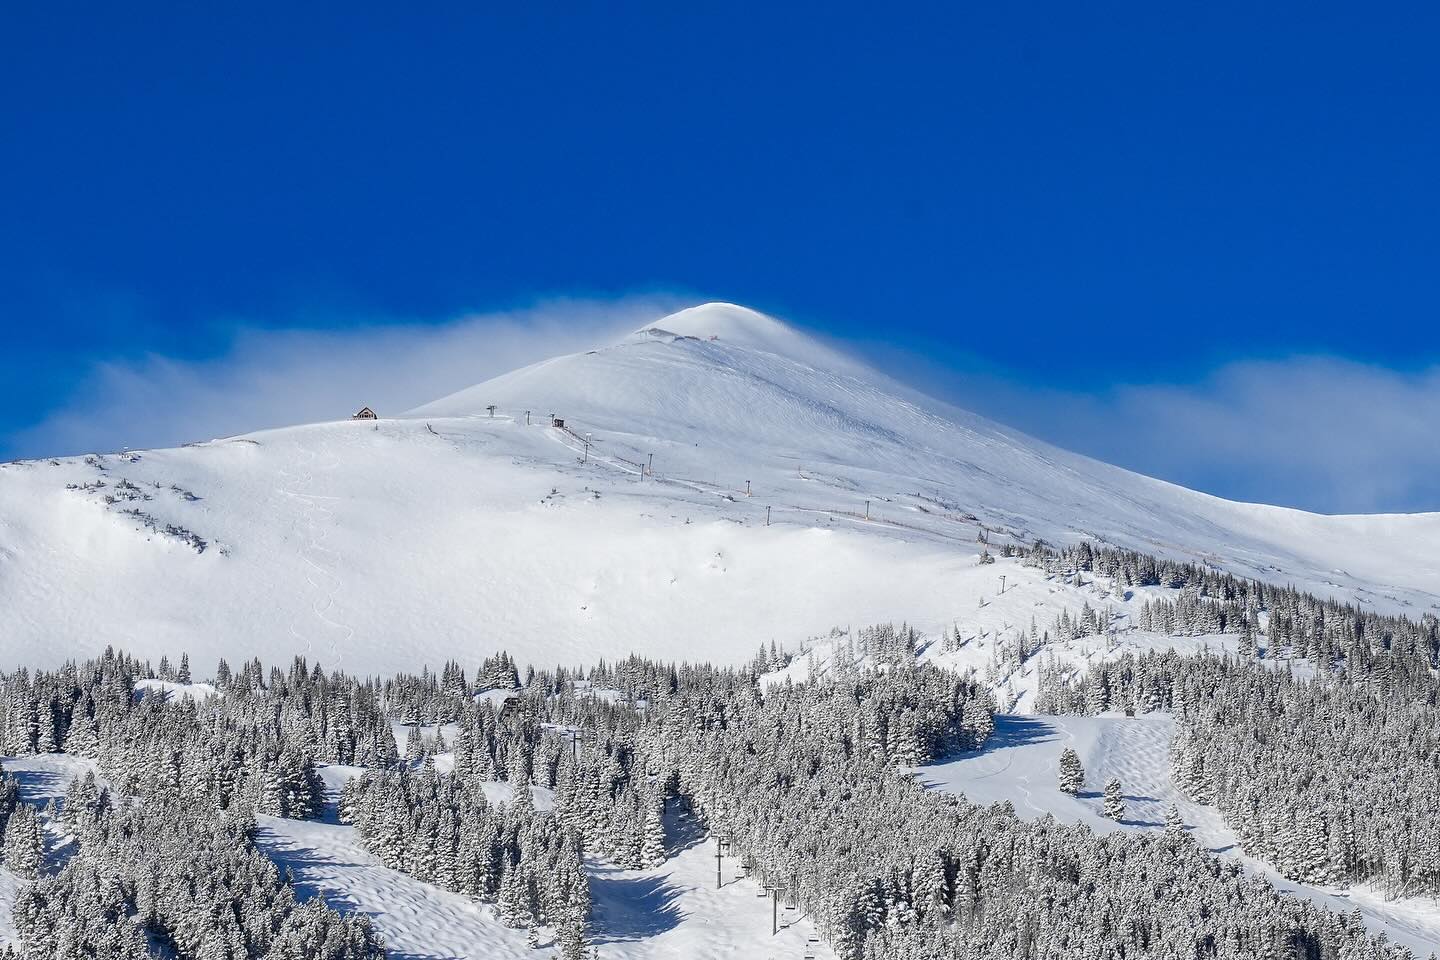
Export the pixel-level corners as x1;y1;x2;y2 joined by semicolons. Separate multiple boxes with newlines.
4;4;1439;510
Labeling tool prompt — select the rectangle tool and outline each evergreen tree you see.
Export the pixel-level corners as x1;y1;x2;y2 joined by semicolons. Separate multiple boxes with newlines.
1102;778;1126;821
1164;803;1185;837
1057;747;1085;795
641;787;666;867
2;804;43;878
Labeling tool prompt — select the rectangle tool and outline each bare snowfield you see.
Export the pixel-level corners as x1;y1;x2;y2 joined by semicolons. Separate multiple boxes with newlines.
917;714;1440;956
2;303;1436;675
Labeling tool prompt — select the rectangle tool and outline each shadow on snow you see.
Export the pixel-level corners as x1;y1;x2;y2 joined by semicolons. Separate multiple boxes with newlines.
985;715;1062;751
587;872;685;943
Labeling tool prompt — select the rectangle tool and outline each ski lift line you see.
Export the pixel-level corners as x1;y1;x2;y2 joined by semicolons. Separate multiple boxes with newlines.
540;424;738;500
530;411;979;547
785;503;967;541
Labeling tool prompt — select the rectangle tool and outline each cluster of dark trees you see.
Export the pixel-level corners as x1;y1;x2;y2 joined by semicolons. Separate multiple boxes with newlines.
9;784;382;960
342;765;589;957
1174;664;1440;898
0;651;397;958
1011;538;1440;903
375;679;669;876
748;638;794;676
1038;649;1440;898
1043;600;1115;645
384;655;526;726
420;646;1409;959
0;651;397;820
0;768;41;881
331;654;997;958
1134;589;1258;641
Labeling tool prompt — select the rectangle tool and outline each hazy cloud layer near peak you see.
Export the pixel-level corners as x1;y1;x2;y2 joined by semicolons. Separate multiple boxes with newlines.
6;298;677;460
6;300;1437;515
916;355;1440;516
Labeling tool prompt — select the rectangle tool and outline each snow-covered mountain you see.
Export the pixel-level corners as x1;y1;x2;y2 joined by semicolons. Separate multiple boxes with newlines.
2;302;1436;674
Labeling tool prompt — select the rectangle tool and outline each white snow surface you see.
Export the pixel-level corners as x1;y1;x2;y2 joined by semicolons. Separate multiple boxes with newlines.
255;813;540;960
2;302;1436;674
0;752;102;807
0;870;19;949
918;714;1440;957
133;678;219;701
254;778;832;960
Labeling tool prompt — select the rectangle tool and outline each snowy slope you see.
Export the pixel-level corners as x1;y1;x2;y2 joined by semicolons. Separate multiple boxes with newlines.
1;302;1436;674
0;746;836;959
256;811;834;960
255;768;834;960
419;304;1440;608
917;715;1440;956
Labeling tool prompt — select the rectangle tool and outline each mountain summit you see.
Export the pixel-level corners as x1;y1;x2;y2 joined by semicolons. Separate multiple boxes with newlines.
1;303;1436;674
630;302;827;358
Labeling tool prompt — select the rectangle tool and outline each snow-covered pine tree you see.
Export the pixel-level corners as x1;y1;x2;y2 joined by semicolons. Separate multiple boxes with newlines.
641;785;666;867
1103;778;1126;821
1057;747;1085;795
2;804;43;878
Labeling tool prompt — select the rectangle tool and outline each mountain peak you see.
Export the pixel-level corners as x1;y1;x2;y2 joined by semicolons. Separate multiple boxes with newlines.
629;302;857;373
636;302;787;345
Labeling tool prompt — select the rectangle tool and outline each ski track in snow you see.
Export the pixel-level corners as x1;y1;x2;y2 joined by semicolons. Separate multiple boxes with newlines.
917;714;1440;957
252;776;834;960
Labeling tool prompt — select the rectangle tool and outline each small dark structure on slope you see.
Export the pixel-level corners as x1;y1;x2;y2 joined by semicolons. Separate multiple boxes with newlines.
352;407;378;420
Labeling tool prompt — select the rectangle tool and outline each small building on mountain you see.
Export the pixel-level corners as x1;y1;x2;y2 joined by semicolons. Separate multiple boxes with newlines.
352;407;378;420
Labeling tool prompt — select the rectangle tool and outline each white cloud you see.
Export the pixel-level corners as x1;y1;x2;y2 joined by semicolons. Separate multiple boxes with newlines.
917;355;1440;515
8;297;680;459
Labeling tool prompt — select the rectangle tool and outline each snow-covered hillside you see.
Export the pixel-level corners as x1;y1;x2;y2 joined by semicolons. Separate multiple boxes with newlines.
918;715;1440;956
255;803;835;960
2;302;1436;674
